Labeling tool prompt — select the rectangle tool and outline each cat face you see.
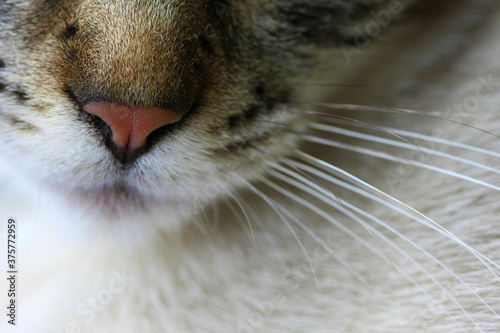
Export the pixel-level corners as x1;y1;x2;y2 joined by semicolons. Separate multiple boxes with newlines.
0;0;310;214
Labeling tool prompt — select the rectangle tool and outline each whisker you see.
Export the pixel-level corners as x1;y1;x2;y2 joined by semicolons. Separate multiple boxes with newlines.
314;116;500;159
286;103;445;116
306;116;438;165
278;151;378;236
288;83;371;87
200;199;214;231
293;150;500;282
259;174;401;272
236;175;320;287
262;188;369;285
218;182;257;248
285;103;500;137
260;176;469;332
276;157;400;275
196;197;213;235
301;134;500;192
309;123;500;175
270;162;499;320
285;158;500;273
250;119;303;133
232;190;267;230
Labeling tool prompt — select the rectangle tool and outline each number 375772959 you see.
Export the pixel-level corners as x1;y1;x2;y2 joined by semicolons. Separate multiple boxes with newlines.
7;219;16;270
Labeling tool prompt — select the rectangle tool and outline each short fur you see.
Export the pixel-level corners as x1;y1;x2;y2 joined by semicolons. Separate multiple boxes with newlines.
1;0;500;332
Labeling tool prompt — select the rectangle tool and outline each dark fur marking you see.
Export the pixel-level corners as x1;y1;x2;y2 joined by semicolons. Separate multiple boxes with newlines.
277;2;345;40
66;48;78;62
13;90;29;102
0;59;5;92
277;0;389;43
199;35;213;54
61;24;78;40
227;114;240;129
243;104;260;121
43;0;65;8
212;0;233;22
255;85;265;98
228;104;260;129
228;103;264;129
227;140;254;152
223;132;272;153
227;85;276;129
254;84;280;111
2;115;38;132
0;4;13;21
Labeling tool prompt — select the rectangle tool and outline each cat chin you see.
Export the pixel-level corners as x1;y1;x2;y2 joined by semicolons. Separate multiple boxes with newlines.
51;180;201;226
64;184;150;214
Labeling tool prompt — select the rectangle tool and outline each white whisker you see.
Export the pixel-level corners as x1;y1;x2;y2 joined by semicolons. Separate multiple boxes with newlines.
276;157;401;275
302;134;500;192
310;123;500;175
306;115;432;161
264;188;369;285
261;175;470;332
259;174;403;273
315;116;500;159
286;102;445;116
270;162;499;320
293;150;500;283
220;189;258;248
278;152;381;242
236;175;320;287
220;184;258;248
285;158;500;273
286;103;499;137
192;197;212;238
196;197;213;235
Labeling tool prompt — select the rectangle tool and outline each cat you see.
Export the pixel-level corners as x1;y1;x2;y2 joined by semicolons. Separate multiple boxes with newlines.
1;0;500;332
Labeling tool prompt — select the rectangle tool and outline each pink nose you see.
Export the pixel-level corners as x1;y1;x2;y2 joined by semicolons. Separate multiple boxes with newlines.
83;101;182;151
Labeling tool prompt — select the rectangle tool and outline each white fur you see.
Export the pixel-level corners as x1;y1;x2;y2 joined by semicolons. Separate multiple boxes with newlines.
1;3;500;333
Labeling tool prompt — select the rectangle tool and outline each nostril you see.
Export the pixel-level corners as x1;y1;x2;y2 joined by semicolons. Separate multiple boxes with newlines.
83;101;182;163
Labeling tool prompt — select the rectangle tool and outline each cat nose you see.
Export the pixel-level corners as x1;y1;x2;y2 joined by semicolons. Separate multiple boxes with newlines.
83;101;182;163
